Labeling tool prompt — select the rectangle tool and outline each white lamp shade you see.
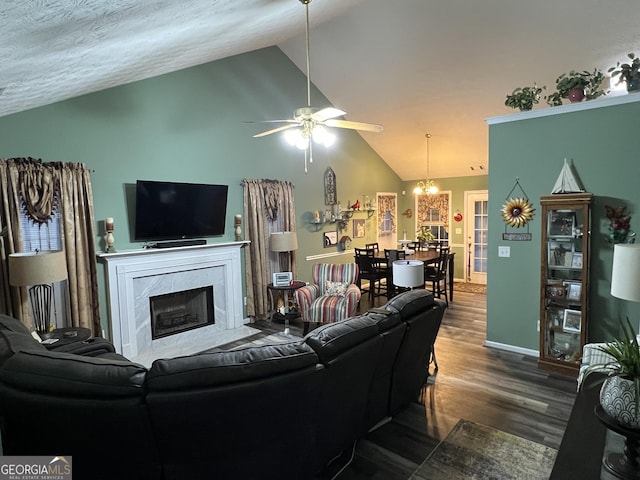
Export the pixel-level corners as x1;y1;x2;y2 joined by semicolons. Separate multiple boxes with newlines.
393;260;424;288
8;250;68;286
611;244;640;302
270;231;298;252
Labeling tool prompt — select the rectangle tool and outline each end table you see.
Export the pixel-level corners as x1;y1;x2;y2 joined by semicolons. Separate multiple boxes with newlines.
267;281;305;335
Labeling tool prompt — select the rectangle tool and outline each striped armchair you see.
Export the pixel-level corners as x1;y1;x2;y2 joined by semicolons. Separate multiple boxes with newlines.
295;263;361;329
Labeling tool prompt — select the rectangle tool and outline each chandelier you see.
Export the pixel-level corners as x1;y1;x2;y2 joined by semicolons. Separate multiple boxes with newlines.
413;133;439;195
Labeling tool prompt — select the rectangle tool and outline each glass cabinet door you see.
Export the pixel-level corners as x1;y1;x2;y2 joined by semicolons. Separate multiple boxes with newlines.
539;193;591;376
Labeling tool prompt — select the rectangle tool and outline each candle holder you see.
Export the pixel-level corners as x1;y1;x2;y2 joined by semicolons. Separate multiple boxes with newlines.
105;218;116;253
234;215;242;241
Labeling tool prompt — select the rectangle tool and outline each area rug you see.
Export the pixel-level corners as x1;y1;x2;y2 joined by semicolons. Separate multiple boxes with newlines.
410;420;557;480
453;282;486;294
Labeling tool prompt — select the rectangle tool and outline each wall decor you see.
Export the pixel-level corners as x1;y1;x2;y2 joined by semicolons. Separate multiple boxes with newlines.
323;230;338;248
324;167;337;205
501;178;534;240
353;219;365;238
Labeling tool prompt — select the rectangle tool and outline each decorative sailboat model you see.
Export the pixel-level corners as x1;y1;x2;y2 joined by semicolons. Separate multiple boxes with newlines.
551;158;585;194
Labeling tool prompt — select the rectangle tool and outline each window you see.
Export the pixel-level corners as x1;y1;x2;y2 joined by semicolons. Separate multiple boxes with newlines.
416;191;451;245
19;197;68;328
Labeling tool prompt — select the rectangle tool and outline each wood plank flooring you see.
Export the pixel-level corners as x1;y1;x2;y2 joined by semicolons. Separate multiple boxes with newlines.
250;287;578;479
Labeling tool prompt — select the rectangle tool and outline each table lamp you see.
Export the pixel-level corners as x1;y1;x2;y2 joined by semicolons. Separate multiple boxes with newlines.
393;260;424;290
271;231;298;272
8;250;68;334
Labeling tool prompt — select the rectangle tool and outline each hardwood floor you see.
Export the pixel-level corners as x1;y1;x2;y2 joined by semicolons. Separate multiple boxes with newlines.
251;287;578;479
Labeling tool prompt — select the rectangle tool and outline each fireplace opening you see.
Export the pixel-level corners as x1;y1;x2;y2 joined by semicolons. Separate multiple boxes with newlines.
150;286;214;340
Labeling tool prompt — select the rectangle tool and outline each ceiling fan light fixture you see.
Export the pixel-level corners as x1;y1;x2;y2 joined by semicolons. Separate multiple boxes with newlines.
311;125;336;147
284;128;309;150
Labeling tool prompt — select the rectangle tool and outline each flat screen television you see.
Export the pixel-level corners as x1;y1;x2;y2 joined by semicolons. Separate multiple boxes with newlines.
134;180;228;242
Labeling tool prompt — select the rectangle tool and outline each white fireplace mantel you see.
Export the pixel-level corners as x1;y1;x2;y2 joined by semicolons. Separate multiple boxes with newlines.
97;241;256;366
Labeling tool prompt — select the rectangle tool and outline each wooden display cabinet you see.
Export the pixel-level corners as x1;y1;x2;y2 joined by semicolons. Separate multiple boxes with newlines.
539;193;592;376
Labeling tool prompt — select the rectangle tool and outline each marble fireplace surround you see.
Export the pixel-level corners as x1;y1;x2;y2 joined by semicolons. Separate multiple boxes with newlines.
98;242;257;367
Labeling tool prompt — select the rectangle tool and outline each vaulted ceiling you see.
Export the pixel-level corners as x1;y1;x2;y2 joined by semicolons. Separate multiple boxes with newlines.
2;0;639;179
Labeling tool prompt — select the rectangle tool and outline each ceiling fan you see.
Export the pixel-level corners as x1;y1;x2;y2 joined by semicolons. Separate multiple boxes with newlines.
249;0;383;172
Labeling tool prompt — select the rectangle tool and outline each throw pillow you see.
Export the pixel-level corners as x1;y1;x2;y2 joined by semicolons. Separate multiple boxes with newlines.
325;281;349;296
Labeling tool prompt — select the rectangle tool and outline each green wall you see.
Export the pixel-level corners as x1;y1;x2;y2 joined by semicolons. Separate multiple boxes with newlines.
487;97;640;352
0;46;403;334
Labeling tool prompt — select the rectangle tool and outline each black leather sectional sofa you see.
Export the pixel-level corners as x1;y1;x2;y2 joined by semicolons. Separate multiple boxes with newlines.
0;289;446;480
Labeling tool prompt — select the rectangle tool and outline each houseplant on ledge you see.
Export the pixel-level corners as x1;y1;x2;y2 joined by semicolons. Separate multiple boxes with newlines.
546;69;607;106
504;84;545;111
609;53;640;92
583;317;640;429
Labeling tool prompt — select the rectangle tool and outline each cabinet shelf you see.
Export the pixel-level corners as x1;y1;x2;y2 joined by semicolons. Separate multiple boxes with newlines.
539;193;592;377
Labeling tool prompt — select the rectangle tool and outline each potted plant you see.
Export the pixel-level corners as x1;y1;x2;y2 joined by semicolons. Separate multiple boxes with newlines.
416;226;435;244
504;84;545;111
546;69;607;106
582;318;640;429
609;53;640;92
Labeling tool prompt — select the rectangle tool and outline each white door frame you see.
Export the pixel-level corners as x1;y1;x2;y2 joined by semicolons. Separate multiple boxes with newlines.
464;190;488;285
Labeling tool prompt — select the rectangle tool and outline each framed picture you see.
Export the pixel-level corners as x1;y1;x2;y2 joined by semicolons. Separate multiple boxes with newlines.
548;241;574;267
571;252;583;269
548;210;576;237
353;219;365;238
565;282;582;302
563;309;582;333
323;230;338;248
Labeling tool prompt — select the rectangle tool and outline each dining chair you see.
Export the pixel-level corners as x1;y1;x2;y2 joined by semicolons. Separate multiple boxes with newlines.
384;249;407;297
365;242;380;254
424;247;450;305
354;248;387;302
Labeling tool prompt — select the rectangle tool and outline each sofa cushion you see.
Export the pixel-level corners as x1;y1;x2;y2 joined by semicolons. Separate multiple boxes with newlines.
147;341;319;391
383;289;435;319
305;315;379;364
0;328;47;367
0;350;147;398
0;314;32;335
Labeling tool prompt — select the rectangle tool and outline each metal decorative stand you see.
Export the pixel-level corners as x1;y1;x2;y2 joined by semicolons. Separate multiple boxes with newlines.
595;405;640;479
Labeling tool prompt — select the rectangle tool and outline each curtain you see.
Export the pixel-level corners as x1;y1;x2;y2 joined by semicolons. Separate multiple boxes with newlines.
0;158;100;334
417;192;450;232
242;179;296;320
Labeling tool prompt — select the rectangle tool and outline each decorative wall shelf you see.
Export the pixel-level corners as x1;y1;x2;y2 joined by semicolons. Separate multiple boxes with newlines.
309;208;375;232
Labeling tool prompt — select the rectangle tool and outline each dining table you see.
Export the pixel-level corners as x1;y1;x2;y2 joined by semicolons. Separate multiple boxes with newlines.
373;249;455;301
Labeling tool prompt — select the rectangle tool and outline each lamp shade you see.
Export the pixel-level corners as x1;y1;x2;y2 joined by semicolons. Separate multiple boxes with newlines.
8;250;68;286
270;232;298;252
393;260;424;288
611;244;640;302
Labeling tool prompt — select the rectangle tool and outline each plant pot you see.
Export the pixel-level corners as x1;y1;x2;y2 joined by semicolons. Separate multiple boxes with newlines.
627;79;640;92
567;88;585;103
600;376;640;429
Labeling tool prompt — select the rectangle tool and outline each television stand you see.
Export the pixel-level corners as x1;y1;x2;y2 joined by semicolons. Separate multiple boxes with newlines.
151;239;206;249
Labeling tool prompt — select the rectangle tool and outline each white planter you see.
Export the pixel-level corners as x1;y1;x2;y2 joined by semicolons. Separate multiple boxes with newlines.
600;375;640;429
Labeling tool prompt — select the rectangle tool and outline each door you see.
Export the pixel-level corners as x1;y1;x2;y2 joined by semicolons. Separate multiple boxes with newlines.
465;191;488;285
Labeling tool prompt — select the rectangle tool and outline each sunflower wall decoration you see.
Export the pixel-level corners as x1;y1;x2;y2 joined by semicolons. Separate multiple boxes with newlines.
502;197;535;228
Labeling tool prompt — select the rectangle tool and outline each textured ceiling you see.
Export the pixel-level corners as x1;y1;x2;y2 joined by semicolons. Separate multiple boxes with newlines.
2;0;640;179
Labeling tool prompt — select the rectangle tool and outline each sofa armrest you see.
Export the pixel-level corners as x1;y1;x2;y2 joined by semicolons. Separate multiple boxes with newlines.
295;284;320;322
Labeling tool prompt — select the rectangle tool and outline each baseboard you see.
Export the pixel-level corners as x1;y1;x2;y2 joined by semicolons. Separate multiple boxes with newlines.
484;340;538;358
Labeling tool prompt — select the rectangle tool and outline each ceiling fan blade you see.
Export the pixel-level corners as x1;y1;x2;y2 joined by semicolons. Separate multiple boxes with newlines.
244;119;297;125
312;107;347;122
324;119;384;133
253;124;299;138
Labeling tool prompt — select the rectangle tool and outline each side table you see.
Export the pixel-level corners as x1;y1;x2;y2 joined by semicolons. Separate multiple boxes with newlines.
267;281;305;335
42;327;92;350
